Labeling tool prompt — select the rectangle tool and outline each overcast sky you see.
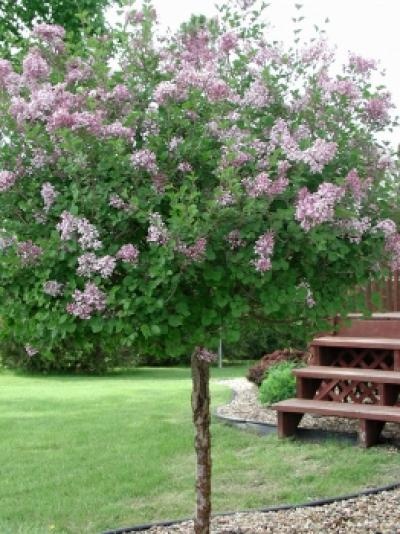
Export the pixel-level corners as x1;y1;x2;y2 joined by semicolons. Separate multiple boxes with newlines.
108;0;400;144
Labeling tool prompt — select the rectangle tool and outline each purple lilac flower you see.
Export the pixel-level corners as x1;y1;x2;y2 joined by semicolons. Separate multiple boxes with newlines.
348;53;377;74
242;172;288;199
344;169;371;202
116;244;139;264
295;183;345;231
177;238;207;262
195;347;217;363
66;282;106;320
109;194;129;210
217;190;234;206
17;241;43;265
25;344;38;357
41;182;58;211
301;139;337;173
32;24;65;43
364;95;392;123
385;233;400;270
96;256;116;278
131;149;158;173
147;213;169;245
374;219;397;237
242;79;269;108
0;171;17;192
177;161;193;173
153;81;182;104
253;231;275;273
220;31;239;54
22;50;50;81
337;217;371;244
111;84;131;101
227;230;243;250
43;280;64;297
57;212;102;250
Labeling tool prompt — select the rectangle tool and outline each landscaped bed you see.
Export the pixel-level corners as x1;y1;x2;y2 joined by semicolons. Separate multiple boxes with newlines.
2;366;400;533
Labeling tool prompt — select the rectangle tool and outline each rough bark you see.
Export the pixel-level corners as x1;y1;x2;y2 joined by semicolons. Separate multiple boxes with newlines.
191;352;212;534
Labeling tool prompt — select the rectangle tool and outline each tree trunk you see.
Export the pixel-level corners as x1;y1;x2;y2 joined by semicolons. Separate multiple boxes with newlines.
191;352;212;534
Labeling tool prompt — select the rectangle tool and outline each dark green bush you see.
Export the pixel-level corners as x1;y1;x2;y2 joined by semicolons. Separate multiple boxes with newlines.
259;361;302;405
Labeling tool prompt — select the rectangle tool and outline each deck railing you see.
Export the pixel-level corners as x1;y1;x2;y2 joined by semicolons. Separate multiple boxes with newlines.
361;271;400;312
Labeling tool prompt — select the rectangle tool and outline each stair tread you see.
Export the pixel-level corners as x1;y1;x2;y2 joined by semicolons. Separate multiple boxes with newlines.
311;336;400;350
294;366;400;384
272;398;400;422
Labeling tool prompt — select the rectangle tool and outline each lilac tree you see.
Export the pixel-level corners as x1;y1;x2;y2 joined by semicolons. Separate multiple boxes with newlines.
0;1;399;531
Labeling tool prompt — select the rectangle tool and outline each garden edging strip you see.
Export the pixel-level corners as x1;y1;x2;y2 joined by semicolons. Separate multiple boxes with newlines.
102;481;400;533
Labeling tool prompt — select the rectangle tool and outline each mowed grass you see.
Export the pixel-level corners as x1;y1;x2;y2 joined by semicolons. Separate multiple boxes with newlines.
1;365;400;534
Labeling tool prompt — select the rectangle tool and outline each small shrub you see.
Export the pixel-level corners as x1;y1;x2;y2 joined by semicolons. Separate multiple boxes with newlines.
247;348;309;386
259;361;302;405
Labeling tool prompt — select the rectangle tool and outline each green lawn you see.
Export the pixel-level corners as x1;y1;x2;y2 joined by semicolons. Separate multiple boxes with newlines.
1;365;400;534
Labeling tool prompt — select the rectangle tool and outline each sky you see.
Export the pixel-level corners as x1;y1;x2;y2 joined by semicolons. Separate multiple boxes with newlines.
108;0;400;144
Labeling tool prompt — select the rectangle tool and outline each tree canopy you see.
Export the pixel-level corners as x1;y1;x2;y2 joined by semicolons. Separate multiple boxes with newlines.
0;0;116;55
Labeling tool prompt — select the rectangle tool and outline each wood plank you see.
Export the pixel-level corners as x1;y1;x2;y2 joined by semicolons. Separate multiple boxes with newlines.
293;366;400;384
272;399;400;423
311;336;400;350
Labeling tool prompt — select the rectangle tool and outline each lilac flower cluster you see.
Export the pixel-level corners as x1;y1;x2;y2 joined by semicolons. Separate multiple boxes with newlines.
22;49;50;82
374;219;397;237
131;149;158;173
77;253;116;278
0;171;17;192
219;31;239;54
116;244;140;264
41;182;58;212
66;282;106;320
177;161;193;173
385;233;400;270
57;211;102;250
344;169;371;202
147;213;169;245
226;230;243;250
217;190;234;206
17;241;43;265
25;344;38;357
32;23;65;52
253;231;275;273
109;194;130;211
348;53;377;74
195;346;217;363
298;281;316;308
337;217;371;244
242;79;270;108
242;172;288;199
302;139;337;173
295;183;345;231
177;238;207;262
364;94;392;124
43;280;64;297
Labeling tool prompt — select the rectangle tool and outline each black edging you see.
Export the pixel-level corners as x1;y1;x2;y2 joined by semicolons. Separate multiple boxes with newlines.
102;386;400;533
102;481;400;533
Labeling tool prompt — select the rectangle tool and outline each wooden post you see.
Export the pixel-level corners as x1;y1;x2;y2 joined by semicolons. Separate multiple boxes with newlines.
359;420;384;448
277;411;303;438
191;352;212;534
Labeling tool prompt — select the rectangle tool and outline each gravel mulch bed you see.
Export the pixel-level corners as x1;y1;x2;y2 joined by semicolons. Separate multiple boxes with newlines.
214;378;400;440
147;488;400;532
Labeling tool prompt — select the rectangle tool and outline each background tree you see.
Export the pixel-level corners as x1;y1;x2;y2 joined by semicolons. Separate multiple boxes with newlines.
0;0;399;531
0;0;118;57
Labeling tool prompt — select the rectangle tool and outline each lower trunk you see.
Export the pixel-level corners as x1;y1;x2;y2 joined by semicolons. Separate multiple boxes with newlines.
191;352;212;534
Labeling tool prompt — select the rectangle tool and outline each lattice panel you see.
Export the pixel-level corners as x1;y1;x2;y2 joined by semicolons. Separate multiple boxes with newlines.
314;379;380;404
326;348;393;370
